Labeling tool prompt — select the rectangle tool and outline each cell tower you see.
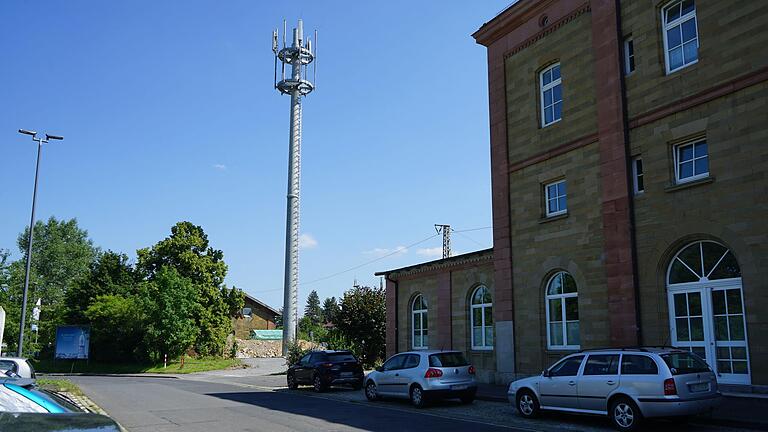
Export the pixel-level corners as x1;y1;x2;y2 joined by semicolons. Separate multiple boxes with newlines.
272;19;316;355
435;224;451;259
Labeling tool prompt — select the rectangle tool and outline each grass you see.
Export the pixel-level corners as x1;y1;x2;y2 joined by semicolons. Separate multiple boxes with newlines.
36;378;84;396
33;357;241;375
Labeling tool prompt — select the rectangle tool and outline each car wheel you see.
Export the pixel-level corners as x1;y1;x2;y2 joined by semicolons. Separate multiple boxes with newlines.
609;397;643;431
459;392;475;404
313;374;326;393
516;390;540;419
365;381;380;401
410;385;427;408
287;372;298;390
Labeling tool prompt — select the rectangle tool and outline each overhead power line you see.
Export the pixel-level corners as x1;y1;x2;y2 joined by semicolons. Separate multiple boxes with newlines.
298;233;440;287
249;225;492;293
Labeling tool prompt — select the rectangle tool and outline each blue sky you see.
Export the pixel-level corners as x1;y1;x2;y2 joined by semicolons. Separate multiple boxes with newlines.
0;1;507;310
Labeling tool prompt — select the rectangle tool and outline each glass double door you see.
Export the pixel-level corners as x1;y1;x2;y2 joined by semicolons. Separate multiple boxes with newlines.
668;283;750;385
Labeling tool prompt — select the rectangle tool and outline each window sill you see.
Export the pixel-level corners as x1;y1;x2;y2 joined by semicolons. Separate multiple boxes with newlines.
540;212;568;224
665;176;714;193
546;347;580;352
470;347;494;352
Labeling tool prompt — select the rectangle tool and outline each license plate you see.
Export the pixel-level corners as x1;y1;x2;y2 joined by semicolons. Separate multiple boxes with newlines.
689;383;709;393
451;385;468;391
341;372;353;377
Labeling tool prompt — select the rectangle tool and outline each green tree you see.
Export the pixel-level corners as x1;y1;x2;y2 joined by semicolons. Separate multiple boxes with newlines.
84;295;145;362
65;251;138;324
304;290;321;324
141;267;199;360
275;307;283;328
321;296;339;324
137;221;242;356
2;217;97;355
335;285;386;367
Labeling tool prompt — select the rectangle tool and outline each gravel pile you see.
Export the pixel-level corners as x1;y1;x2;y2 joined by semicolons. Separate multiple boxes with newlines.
235;339;315;358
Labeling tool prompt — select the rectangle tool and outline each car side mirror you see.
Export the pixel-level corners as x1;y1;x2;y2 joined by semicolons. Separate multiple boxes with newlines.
542;369;550;378
376;366;384;372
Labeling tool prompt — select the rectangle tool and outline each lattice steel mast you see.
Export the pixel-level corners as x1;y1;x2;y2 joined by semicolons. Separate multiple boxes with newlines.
273;20;316;354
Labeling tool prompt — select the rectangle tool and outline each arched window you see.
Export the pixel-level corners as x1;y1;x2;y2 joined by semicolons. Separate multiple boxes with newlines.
667;240;741;285
546;272;579;349
412;295;428;349
470;285;493;350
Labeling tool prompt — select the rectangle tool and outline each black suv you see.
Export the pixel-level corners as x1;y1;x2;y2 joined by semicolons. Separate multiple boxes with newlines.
287;350;364;392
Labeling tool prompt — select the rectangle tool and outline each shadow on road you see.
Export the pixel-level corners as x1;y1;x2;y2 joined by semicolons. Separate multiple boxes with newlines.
205;389;513;432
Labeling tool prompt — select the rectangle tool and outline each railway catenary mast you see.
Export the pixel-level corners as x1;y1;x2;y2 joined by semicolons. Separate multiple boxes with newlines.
272;20;316;354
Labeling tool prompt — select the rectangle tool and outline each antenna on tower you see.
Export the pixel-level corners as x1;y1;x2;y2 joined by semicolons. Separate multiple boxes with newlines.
272;19;317;356
435;224;451;259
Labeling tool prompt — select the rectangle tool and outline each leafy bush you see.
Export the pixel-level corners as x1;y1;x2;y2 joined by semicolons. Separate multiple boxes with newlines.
285;340;309;366
85;295;145;362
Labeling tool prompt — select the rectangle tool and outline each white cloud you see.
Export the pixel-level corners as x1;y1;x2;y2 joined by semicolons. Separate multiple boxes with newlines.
212;164;227;170
416;247;443;258
299;233;318;249
363;246;408;257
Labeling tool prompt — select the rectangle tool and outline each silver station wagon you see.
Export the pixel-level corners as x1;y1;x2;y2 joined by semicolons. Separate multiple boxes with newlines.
365;350;477;408
508;347;721;431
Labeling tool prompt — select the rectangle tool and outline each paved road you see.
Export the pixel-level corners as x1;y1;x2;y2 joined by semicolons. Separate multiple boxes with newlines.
66;375;520;432
65;369;756;432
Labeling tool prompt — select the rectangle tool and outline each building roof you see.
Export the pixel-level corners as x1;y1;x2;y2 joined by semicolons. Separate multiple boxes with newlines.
242;292;281;316
472;0;546;47
375;248;493;279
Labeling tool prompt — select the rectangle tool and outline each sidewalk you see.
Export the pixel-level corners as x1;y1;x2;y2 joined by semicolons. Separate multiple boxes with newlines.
476;383;768;430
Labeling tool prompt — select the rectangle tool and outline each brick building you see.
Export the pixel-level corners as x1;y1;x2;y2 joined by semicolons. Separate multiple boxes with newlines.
381;0;768;388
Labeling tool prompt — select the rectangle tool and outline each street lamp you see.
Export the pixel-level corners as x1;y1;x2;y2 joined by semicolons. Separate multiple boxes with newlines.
17;129;63;357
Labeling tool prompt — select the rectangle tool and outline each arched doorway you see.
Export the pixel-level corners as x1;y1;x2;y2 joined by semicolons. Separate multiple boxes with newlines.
667;240;750;385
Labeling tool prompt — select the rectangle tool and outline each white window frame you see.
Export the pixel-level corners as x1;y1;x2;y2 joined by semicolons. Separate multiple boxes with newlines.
632;157;644;194
470;285;493;350
623;37;635;75
545;272;580;350
544;180;567;217
661;0;699;74
539;63;562;127
412;295;428;350
673;139;708;184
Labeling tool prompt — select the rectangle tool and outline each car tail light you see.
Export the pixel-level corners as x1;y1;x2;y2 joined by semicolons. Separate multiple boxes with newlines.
468;365;476;375
321;363;333;368
424;368;443;379
664;378;677;395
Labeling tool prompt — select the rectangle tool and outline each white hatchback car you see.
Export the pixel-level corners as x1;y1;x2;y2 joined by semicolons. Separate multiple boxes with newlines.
365;350;477;408
508;347;721;431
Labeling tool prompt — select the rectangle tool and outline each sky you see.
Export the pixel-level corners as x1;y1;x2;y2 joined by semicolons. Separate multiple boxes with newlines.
0;1;508;311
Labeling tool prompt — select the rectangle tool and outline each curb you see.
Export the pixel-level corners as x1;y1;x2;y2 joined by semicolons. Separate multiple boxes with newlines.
476;393;507;403
40;373;179;379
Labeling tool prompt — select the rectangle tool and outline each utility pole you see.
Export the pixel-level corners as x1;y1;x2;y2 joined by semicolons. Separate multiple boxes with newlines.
17;129;63;357
273;20;316;355
435;224;451;259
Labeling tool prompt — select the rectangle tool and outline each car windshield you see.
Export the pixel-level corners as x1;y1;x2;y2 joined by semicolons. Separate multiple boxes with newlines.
661;352;710;375
327;352;357;362
429;352;468;367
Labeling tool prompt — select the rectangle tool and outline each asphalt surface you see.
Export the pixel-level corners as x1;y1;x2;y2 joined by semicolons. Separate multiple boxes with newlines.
66;375;517;432
65;369;759;432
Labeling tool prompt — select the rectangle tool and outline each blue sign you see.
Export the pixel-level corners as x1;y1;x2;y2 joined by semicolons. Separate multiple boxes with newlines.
55;326;90;360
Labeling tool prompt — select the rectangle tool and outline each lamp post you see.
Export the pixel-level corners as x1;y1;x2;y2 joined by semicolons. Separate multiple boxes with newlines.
17;129;63;357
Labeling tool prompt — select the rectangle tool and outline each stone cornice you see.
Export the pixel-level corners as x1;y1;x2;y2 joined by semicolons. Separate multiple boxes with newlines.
503;3;591;59
375;249;493;280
